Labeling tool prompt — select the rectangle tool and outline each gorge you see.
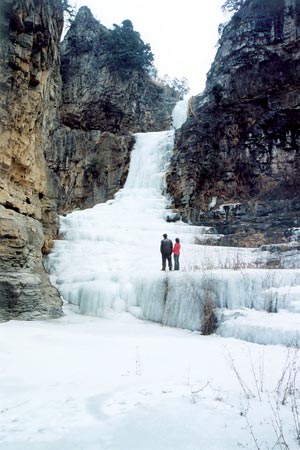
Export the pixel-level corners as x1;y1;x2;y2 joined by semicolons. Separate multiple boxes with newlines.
2;2;300;448
1;0;300;325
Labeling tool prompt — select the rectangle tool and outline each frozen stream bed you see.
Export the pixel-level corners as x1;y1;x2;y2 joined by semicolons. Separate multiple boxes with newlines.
1;306;300;450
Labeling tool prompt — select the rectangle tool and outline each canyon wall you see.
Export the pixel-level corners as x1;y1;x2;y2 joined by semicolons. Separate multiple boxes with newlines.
167;0;300;245
0;0;64;319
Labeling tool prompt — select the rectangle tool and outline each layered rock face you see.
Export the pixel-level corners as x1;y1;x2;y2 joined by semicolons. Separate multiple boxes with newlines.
0;206;62;320
0;0;64;319
49;128;134;213
167;0;300;245
47;7;178;212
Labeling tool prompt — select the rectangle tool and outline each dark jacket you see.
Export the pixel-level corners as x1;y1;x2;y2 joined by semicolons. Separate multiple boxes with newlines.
160;238;173;255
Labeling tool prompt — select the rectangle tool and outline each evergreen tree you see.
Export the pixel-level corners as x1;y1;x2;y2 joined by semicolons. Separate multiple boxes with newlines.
107;20;154;75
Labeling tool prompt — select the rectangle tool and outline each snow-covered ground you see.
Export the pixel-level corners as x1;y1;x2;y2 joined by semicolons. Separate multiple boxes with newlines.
2;100;300;449
1;306;300;450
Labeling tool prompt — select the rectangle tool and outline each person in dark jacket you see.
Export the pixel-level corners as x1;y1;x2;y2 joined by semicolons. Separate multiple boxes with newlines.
160;233;173;271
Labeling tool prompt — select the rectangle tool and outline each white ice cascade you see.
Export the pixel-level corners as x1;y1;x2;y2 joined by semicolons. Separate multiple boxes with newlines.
47;100;300;346
47;99;197;316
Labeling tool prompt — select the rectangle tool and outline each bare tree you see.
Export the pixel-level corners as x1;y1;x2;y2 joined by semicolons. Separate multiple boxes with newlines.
222;0;246;12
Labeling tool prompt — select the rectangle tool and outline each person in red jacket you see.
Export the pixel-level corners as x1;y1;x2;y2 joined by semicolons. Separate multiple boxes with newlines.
173;237;181;270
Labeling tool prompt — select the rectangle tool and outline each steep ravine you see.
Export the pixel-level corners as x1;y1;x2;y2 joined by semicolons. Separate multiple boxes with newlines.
2;0;299;319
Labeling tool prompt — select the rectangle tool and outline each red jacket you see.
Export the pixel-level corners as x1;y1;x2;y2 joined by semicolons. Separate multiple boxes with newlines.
173;243;180;255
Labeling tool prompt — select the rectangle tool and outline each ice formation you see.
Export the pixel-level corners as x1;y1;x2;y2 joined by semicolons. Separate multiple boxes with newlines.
47;100;300;346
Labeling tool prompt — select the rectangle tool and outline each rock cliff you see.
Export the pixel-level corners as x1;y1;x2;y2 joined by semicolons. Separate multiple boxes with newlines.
60;7;178;134
167;0;300;245
0;0;64;320
49;128;135;213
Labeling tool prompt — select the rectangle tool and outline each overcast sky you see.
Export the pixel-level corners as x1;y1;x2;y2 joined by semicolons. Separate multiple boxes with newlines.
69;0;227;95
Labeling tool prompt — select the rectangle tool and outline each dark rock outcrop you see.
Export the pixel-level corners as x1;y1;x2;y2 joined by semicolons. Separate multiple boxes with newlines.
167;0;300;245
49;128;135;213
0;206;62;320
59;7;178;134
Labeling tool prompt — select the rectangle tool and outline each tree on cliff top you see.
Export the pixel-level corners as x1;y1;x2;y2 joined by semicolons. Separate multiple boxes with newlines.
107;20;154;75
62;0;76;29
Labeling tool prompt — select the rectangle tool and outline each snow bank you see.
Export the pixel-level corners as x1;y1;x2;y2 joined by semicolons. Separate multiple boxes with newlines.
218;309;300;346
1;308;299;450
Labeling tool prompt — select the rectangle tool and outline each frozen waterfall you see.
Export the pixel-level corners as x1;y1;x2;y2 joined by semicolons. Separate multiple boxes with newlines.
47;100;300;347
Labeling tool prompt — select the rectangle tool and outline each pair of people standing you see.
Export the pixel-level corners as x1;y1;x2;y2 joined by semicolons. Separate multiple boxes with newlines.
160;233;181;271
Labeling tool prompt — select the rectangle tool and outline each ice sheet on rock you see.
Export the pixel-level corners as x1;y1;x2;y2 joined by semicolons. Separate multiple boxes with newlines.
132;270;300;332
47;112;225;324
47;101;300;346
171;99;188;129
217;309;300;346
